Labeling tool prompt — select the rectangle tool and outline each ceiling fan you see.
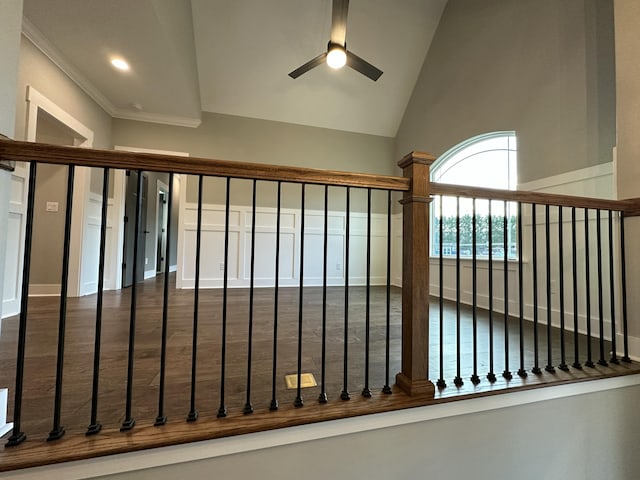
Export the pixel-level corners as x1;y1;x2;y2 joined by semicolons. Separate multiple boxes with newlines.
288;0;383;81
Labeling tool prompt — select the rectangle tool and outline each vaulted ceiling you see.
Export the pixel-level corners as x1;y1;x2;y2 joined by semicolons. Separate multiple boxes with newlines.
22;0;447;137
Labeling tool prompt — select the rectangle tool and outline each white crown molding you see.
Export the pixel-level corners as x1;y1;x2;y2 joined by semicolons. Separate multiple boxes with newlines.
22;16;117;117
21;16;202;129
112;109;201;128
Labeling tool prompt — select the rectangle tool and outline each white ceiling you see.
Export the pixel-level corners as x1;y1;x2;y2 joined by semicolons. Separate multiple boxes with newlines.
22;0;447;137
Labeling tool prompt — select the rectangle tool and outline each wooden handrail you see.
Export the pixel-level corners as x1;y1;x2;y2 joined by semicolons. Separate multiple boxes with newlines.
0;139;410;191
430;181;636;213
622;198;640;217
4;139;637;213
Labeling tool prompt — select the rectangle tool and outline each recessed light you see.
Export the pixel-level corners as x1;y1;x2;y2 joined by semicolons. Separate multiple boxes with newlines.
110;58;130;71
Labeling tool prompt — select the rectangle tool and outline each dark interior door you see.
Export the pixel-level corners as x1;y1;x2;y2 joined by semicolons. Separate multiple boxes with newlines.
122;171;148;288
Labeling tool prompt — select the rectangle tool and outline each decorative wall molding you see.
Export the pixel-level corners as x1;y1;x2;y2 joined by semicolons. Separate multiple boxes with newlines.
518;162;614;198
177;202;396;290
21;18;201;129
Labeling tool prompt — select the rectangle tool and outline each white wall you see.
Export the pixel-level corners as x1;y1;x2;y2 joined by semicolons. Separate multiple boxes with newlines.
177;200;393;290
0;0;24;444
0;0;24;322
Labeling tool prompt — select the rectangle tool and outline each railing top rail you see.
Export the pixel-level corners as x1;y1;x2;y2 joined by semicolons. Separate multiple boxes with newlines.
0;139;410;191
431;181;635;213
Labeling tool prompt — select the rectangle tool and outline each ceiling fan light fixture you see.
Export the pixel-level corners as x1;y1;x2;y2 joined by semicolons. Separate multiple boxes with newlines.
326;44;347;69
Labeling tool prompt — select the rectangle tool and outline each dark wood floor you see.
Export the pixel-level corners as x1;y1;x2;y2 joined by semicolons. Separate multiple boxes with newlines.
0;273;637;443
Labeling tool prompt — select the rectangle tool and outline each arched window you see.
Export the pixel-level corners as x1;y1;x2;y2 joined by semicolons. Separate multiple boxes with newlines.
431;131;518;259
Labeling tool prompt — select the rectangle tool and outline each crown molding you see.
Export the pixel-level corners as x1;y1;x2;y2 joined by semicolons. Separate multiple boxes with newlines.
22;16;117;117
112;109;201;128
21;17;201;129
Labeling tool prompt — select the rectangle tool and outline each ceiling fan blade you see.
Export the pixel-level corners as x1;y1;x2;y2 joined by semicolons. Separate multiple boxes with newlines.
288;52;328;79
346;51;383;81
330;0;349;46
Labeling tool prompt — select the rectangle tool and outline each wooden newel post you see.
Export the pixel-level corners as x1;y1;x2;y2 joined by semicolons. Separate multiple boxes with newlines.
395;151;436;397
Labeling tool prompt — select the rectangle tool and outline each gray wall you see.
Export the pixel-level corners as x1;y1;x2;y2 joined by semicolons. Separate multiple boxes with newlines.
30;111;76;285
113;112;396;175
11;36;113;290
14;36;112;148
395;0;616;184
94;384;640;480
113;113;397;213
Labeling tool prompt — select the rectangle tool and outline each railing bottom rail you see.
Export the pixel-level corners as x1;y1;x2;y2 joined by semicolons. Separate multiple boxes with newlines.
1;363;639;473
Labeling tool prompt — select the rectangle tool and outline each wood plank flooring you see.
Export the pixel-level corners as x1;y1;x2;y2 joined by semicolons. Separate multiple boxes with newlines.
0;273;638;471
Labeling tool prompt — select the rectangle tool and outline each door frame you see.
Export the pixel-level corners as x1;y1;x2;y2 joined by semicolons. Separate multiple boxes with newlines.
113;146;188;288
25;86;94;298
3;86;94;317
155;180;169;275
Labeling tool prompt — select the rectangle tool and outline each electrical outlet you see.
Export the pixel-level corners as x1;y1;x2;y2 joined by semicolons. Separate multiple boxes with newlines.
550;279;557;294
336;263;341;271
145;257;149;265
219;262;225;271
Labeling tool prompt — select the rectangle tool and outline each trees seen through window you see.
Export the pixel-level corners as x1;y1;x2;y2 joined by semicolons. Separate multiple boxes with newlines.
431;132;518;259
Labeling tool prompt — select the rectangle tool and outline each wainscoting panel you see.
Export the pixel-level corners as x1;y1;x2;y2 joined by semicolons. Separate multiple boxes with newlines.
177;203;395;289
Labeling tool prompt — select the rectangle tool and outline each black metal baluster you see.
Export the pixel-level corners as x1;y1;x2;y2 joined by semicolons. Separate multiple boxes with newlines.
517;203;527;378
571;207;582;369
155;173;174;426
619;212;631;363
362;188;373;397
531;204;541;375
121;169;143;432
341;187;351;400
596;210;608;366
471;199;480;385
558;206;568;371
454;196;463;387
295;184;306;408
487;200;496;382
502;201;512;380
48;165;76;441
218;177;231;417
6;162;37;447
383;190;393;394
87;167;110;435
244;180;258;414
437;195;446;389
544;204;555;374
187;175;203;421
584;208;594;368
319;185;329;403
270;181;282;410
608;210;619;364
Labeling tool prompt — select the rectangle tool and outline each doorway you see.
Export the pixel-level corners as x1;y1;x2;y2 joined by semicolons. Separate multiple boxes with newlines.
121;171;148;288
3;86;95;318
156;187;168;275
